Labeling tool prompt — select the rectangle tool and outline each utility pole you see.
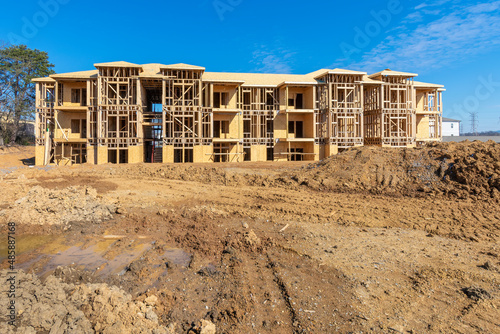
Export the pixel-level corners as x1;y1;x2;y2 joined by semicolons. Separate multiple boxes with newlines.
469;112;478;136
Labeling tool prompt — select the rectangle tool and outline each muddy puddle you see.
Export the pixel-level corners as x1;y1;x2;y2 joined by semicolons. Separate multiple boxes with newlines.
7;236;150;278
40;243;151;276
0;234;58;262
6;234;193;284
162;248;191;266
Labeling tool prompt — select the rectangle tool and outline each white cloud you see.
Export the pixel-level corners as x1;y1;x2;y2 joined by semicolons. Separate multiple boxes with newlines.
404;11;424;23
414;0;454;10
414;3;429;10
422;9;442;15
350;1;500;73
468;1;500;13
251;46;296;74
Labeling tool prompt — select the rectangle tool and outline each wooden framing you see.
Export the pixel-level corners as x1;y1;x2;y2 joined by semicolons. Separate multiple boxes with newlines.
364;72;416;147
32;63;444;165
141;81;163;163
238;87;276;148
415;86;443;144
35;81;55;146
96;66;142;153
317;73;364;149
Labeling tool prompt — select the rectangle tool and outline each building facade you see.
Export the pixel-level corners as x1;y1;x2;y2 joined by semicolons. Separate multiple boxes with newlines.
33;62;444;165
441;117;460;136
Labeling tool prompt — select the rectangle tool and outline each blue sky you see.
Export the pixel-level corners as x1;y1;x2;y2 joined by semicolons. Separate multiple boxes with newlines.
1;0;499;131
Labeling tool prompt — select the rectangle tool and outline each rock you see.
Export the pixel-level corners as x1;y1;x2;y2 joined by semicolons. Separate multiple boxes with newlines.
200;319;216;334
197;265;219;277
223;246;237;255
478;261;496;271
0;269;165;333
244;230;261;247
116;207;126;214
145;308;159;322
145;295;158;307
157;209;170;217
461;286;492;301
241;222;249;229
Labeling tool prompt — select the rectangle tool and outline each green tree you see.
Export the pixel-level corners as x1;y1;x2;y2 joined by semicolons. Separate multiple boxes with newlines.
0;44;54;144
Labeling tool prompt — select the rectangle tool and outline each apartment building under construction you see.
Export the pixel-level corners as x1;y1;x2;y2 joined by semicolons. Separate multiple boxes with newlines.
32;62;444;165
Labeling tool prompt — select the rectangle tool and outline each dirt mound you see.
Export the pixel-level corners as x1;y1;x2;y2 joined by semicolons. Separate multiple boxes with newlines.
107;140;499;202
0;185;116;225
293;140;500;201
116;164;277;190
0;269;185;333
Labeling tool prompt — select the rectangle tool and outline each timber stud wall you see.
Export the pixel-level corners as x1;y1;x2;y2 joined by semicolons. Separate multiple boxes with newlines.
317;73;364;149
33;63;444;165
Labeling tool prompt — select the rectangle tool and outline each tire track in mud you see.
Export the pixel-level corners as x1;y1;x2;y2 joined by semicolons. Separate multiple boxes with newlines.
266;253;303;333
212;243;295;333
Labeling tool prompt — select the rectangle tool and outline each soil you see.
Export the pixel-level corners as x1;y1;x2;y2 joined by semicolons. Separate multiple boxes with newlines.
0;185;117;226
0;142;499;333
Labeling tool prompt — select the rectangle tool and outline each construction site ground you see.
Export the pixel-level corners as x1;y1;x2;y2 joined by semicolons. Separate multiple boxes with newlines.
0;142;499;333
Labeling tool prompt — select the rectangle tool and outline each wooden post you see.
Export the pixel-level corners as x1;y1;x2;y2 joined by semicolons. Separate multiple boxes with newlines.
380;84;384;143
